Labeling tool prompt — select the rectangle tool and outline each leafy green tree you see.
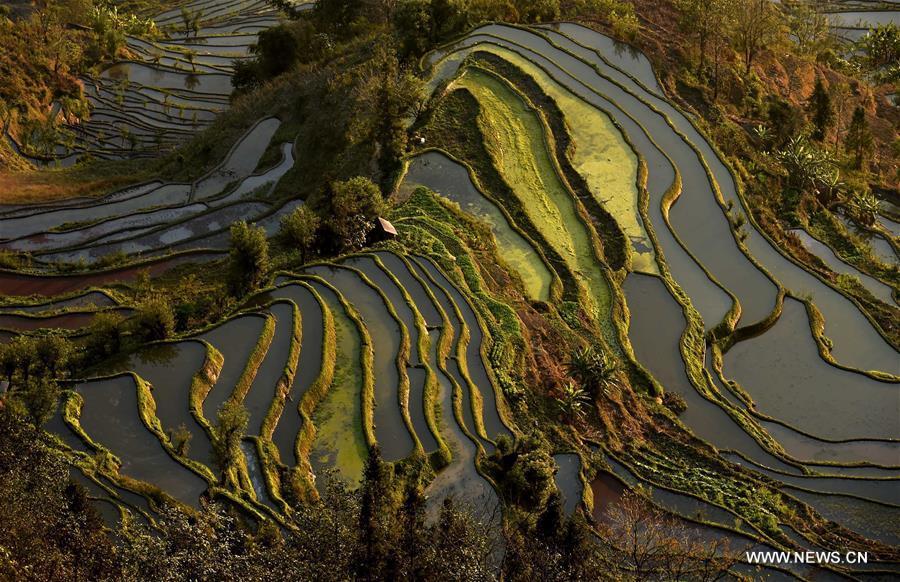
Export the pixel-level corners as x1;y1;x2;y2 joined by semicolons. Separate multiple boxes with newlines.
85;311;125;359
315;0;365;36
133;297;176;342
279;205;320;263
34;335;72;378
773;135;838;201
357;445;391;580
14;376;61;427
212;400;248;474
0;342;20;385
169;423;193;457
394;0;433;58
326;176;385;252
0;407;121;580
228;221;270;297
784;0;829;55
676;0;735;75
844;106;873;170
255;25;299;78
515;0;559;23
855;23;900;80
807;77;833;142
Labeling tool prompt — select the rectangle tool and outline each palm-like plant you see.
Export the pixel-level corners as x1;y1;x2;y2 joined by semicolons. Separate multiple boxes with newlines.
557;381;589;421
848;190;880;226
567;344;620;395
773;135;838;202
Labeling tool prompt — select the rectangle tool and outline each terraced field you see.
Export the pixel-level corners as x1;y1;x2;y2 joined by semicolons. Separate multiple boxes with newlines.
3;6;899;578
4;0;309;165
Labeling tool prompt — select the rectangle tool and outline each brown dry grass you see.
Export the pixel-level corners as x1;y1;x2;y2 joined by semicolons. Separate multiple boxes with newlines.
0;170;139;205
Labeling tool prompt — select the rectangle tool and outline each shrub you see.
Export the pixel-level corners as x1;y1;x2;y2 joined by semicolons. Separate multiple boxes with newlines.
132;298;176;342
228;221;270;297
279;205;320;263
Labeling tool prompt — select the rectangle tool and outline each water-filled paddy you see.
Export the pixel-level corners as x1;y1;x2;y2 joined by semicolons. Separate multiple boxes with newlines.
455;67;614;328
0;290;115;313
372;252;442;327
192;118;282;199
241;440;278;510
424;329;499;522
547;23;899;373
430;34;733;328
305;264;413;461
401;152;553;302
553;453;582;514
243;302;295;435
723;299;899;441
413;256;511;442
265;284;325;465
74;375;208;506
791;229;896;305
196;314;268;422
0;310;115;332
0;253;220;297
0;183;192;241
784;486;900;545
103;341;213;467
306;282;367;486
470;45;654;273
102;62;232;95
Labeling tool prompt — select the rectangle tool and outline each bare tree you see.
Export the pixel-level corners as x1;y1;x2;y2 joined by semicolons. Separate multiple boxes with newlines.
731;0;781;74
598;491;739;581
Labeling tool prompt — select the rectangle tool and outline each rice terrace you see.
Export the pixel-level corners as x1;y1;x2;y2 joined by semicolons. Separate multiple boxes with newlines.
0;0;898;580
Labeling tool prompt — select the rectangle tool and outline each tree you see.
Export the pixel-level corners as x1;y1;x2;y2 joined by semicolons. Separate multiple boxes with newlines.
773;135;838;200
847;189;880;227
0;407;121;580
515;0;559;24
315;0;365;37
676;0;734;77
326;176;385;252
212;400;248;475
357;445;390;581
807;77;833;142
14;376;61;427
133;297;176;342
599;490;738;581
784;0;829;55
0;342;18;385
170;423;193;456
85;311;125;359
844;106;873;170
34;335;72;378
279;205;320;263
228;221;270;296
348;45;425;185
184;49;196;73
855;23;900;80
731;0;781;74
254;25;299;78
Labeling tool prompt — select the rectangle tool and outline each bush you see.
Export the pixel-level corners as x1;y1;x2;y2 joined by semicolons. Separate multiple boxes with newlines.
228;221;270;297
324;176;385;252
132;298;176;342
279;205;320;263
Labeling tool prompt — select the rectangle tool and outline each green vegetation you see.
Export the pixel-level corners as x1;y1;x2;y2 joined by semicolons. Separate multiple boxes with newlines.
228;221;271;297
278;205;320;263
2;0;899;577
